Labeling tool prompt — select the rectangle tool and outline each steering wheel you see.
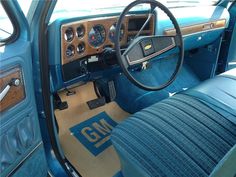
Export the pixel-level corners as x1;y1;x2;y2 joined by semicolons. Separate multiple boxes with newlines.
115;0;184;91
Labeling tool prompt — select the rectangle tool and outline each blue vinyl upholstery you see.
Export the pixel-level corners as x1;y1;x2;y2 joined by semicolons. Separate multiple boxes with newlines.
185;68;236;123
111;69;236;177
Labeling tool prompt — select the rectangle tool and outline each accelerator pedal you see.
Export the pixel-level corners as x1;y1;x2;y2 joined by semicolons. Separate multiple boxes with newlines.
108;80;116;101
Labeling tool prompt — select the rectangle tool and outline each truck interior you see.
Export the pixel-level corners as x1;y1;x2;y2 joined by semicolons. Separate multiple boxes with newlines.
49;1;236;176
0;0;235;177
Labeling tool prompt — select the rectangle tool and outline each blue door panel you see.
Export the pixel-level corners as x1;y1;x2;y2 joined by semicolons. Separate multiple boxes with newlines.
0;1;48;176
227;25;236;70
227;7;236;70
11;145;48;177
0;41;48;176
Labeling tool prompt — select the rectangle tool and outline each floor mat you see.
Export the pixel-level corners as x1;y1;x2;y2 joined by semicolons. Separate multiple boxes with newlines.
55;82;129;177
70;112;117;156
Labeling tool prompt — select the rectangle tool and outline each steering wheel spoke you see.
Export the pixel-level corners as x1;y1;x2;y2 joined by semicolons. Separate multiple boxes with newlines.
121;54;129;69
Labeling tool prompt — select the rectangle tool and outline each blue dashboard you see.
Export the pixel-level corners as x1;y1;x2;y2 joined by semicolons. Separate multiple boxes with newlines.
48;6;230;92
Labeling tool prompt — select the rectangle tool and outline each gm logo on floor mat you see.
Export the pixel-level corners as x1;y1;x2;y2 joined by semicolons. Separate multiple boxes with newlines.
70;112;117;156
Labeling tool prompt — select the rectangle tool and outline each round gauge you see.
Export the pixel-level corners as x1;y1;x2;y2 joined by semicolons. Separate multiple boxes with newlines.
64;27;74;42
88;24;106;47
109;23;125;43
77;25;85;38
77;42;85;54
66;45;75;58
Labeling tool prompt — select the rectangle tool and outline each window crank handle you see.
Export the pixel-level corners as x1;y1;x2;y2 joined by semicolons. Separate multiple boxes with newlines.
0;78;21;102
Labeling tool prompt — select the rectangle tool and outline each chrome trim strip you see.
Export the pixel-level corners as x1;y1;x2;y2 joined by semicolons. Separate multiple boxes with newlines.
7;142;44;177
183;27;226;37
164;19;226;37
48;170;54;177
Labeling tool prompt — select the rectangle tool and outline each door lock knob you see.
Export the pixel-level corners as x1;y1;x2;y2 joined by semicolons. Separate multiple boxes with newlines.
10;78;20;86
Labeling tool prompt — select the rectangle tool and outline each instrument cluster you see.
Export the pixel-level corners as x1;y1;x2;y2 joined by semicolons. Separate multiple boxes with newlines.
61;15;154;65
64;24;86;59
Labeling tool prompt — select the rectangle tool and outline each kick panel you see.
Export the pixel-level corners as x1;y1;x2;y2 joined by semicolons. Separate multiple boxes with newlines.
0;67;25;112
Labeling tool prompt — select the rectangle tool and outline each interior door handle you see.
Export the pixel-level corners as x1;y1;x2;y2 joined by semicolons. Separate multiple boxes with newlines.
0;78;20;102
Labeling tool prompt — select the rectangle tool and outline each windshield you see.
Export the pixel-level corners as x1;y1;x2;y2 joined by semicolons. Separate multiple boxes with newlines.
50;0;219;22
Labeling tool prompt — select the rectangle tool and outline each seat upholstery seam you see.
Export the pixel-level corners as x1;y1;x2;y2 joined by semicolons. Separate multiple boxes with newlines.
162;99;234;147
147;105;222;163
129;115;209;176
135;110;216;174
172;94;236;137
159;101;233;156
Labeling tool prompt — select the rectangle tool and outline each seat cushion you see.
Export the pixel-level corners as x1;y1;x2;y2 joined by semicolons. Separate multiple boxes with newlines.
185;68;236;121
111;69;236;177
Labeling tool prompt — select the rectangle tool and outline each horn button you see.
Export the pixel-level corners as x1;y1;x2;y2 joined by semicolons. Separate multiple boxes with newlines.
141;39;155;57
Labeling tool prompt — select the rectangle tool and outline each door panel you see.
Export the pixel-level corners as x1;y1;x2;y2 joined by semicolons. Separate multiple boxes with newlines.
0;1;48;177
227;2;236;70
0;43;48;177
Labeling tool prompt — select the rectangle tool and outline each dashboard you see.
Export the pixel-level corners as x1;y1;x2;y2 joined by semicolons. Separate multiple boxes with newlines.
48;6;230;92
61;15;155;65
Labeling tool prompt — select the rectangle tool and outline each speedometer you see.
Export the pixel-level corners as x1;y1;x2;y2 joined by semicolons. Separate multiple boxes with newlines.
88;25;106;48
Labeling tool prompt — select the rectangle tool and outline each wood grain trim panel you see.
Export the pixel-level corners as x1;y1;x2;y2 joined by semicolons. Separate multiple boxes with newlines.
0;67;25;113
61;15;154;65
164;19;226;36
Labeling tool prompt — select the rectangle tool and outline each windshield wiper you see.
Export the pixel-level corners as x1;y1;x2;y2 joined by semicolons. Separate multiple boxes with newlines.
0;28;11;35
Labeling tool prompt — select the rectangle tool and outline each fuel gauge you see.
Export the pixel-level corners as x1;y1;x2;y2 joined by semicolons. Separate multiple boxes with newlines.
66;45;75;58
